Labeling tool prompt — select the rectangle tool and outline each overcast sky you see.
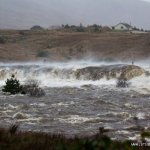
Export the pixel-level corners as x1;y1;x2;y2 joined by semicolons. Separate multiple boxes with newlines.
0;0;150;29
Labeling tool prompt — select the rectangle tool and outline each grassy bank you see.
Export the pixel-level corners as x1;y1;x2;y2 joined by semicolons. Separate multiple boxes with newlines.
0;125;150;150
0;30;150;61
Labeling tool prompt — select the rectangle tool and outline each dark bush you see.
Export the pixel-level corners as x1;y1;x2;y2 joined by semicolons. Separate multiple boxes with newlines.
29;87;46;97
37;51;49;57
141;131;150;139
22;80;46;97
9;124;19;135
2;74;22;94
116;78;129;88
30;25;43;30
18;31;25;35
0;36;6;44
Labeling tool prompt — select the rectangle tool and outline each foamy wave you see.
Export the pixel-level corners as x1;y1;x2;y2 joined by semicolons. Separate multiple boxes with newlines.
12;112;30;119
56;115;100;124
0;61;149;94
0;62;119;87
30;103;46;107
136;112;146;119
51;101;77;107
130;75;150;94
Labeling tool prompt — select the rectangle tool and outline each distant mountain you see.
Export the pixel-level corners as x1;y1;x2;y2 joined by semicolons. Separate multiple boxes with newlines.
0;0;150;29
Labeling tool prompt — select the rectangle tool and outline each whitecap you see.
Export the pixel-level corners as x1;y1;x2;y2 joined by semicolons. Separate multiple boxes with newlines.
56;115;100;124
12;112;30;119
136;112;145;119
30;103;46;107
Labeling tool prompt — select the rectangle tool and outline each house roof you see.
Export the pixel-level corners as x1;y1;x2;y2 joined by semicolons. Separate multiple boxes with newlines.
115;23;132;28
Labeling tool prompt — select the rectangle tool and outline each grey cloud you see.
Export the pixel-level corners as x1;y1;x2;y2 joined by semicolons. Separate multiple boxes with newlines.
0;0;150;29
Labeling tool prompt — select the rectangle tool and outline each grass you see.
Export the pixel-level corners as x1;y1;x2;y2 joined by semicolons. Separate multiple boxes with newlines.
0;36;6;44
0;126;150;150
0;29;150;61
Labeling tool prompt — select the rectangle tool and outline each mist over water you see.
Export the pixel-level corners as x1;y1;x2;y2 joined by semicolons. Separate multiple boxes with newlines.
0;60;149;93
0;60;119;87
0;60;150;140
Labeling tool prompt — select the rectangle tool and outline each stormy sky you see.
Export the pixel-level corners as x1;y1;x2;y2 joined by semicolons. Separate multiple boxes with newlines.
0;0;150;29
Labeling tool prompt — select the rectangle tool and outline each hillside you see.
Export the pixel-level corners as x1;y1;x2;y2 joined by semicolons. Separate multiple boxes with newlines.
0;30;150;62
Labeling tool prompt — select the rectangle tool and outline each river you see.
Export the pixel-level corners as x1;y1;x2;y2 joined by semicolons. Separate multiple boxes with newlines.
0;60;149;140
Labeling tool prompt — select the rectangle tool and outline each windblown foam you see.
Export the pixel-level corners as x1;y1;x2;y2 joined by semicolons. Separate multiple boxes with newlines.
0;61;149;93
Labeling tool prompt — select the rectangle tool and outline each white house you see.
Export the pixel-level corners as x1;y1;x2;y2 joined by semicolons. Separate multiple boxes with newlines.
113;23;133;31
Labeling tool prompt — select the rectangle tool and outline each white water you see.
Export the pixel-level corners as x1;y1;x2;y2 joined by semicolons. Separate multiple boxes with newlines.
0;60;149;94
0;60;150;140
130;61;150;94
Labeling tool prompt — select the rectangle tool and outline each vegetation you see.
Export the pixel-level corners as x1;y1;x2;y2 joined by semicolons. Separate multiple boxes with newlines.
56;23;144;33
22;79;46;97
30;25;44;30
132;26;144;31
0;28;149;61
2;74;22;94
0;36;6;44
0;125;150;150
9;124;19;136
141;131;150;139
2;75;45;97
116;78;129;88
62;24;102;32
18;31;25;35
37;50;49;58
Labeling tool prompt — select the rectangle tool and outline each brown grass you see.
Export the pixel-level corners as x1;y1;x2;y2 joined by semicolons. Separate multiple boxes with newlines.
0;30;150;61
0;126;150;150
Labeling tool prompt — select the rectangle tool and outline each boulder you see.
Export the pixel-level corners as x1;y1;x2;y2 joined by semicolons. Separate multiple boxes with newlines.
74;64;145;80
12;112;28;119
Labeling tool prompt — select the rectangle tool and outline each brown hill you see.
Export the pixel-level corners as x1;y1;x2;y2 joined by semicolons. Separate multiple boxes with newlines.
0;30;150;62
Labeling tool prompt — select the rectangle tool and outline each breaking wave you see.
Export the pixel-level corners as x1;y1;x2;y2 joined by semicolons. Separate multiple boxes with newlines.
0;61;149;93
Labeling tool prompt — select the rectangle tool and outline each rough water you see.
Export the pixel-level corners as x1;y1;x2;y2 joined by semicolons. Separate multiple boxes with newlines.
0;61;150;140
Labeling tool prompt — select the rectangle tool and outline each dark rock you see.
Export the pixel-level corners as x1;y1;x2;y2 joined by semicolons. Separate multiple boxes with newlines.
74;64;144;81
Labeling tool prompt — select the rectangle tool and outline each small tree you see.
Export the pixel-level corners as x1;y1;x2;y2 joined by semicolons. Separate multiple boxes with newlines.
2;74;22;94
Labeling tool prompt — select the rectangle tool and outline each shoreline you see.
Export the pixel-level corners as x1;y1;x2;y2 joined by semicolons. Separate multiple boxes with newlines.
0;126;150;150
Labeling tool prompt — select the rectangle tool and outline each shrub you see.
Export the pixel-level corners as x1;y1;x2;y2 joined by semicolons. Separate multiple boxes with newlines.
18;31;25;35
141;131;150;139
116;78;129;88
37;51;49;57
9;124;19;135
29;87;46;97
30;25;43;30
2;74;22;94
0;36;6;44
76;26;85;32
22;80;46;97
